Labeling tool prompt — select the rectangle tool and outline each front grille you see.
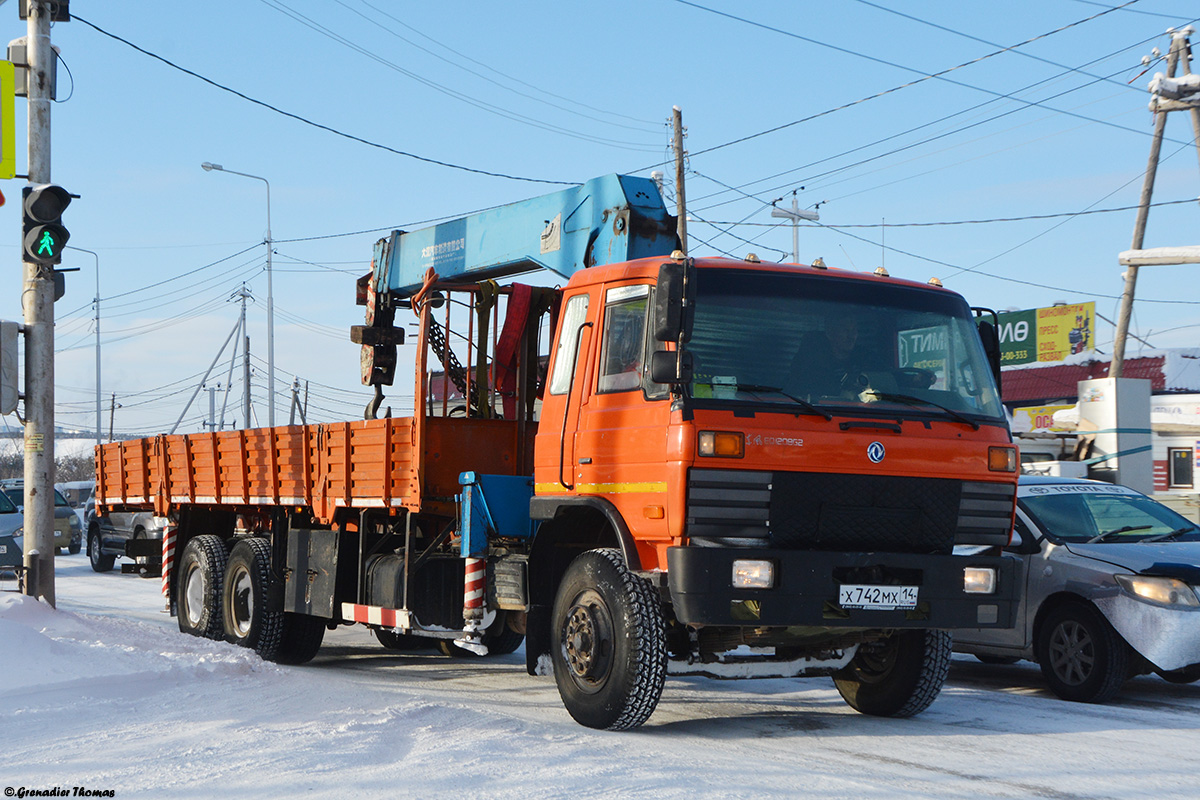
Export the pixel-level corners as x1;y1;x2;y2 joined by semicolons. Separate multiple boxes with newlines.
685;468;1012;554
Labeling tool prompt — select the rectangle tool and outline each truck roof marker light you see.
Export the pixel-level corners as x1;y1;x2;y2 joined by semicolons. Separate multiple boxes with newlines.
744;253;760;263
874;266;889;277
698;430;744;458
811;257;827;269
670;249;686;261
928;277;944;287
988;446;1017;473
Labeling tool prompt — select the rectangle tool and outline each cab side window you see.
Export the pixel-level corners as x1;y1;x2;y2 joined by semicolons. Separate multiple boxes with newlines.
548;294;590;396
597;286;649;394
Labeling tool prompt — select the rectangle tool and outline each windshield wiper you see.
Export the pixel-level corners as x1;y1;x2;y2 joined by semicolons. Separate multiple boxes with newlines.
732;384;833;421
864;391;980;430
1139;526;1197;544
1087;524;1152;543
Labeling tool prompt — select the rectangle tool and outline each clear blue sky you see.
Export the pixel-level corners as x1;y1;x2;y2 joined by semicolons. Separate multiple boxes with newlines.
2;0;1199;436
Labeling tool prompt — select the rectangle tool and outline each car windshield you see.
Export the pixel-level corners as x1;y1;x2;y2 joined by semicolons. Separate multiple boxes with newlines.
685;268;1005;422
0;490;14;514
53;489;70;508
1020;489;1200;543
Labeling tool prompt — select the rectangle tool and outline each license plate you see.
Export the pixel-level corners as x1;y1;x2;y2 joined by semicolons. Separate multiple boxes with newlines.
0;545;6;553
839;584;919;610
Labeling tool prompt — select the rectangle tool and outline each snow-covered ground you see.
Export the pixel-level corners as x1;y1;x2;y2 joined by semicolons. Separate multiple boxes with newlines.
4;560;1200;799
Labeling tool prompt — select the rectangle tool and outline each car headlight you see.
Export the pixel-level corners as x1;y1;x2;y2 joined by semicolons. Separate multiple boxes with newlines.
1114;574;1200;608
12;527;22;545
69;515;81;530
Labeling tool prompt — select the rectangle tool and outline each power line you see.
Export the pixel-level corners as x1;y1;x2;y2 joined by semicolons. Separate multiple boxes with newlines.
650;0;1184;174
72;15;579;186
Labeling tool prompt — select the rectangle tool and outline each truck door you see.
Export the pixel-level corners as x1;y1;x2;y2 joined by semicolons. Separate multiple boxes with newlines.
574;284;671;546
541;292;594;490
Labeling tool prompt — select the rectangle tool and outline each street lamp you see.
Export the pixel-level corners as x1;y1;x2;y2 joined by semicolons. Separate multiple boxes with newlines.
201;162;275;428
65;245;100;447
770;190;820;264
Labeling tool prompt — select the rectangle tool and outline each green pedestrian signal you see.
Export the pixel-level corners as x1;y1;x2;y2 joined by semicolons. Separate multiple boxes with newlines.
22;184;74;265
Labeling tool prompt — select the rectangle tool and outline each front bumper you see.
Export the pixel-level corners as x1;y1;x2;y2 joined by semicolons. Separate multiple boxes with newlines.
667;546;1017;630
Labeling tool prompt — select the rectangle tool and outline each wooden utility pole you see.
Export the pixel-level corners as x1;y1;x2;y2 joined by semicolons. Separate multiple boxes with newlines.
1113;28;1200;377
672;106;687;255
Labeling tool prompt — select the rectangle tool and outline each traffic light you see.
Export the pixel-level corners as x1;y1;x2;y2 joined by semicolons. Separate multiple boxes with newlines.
22;183;74;264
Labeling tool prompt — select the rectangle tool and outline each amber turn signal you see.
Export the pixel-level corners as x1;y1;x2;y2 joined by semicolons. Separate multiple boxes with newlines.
698;430;745;458
988;446;1017;472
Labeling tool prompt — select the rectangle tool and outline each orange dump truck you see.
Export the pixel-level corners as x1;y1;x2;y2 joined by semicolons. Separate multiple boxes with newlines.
97;176;1018;730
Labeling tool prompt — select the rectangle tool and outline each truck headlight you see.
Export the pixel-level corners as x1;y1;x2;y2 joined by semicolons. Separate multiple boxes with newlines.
1114;574;1200;608
963;567;997;594
732;559;774;589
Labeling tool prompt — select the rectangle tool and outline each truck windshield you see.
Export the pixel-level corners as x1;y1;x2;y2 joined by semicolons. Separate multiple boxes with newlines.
685;268;1005;422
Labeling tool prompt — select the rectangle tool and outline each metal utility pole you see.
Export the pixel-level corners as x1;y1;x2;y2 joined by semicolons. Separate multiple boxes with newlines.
672;106;687;255
66;246;100;446
201;163;274;427
1113;28;1200;377
22;1;57;605
770;189;820;263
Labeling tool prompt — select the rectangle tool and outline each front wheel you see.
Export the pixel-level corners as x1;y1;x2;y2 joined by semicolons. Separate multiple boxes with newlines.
88;530;115;573
1037;602;1129;703
550;548;667;730
834;629;951;717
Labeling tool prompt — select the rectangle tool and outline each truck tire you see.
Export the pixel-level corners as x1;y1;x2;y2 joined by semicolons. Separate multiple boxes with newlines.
273;613;326;665
88;529;115;573
1036;602;1129;703
177;535;229;640
222;538;285;660
834;629;951;717
550;548;667;730
376;628;424;651
436;610;525;658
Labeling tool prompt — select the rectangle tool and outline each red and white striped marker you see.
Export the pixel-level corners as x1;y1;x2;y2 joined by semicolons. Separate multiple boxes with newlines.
160;524;176;603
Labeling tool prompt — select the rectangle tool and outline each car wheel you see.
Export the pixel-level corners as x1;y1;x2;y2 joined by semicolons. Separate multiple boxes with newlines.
222;538;285;659
176;535;229;640
1036;602;1129;703
550;548;667;730
88;530;115;573
68;538;81;555
834;630;951;717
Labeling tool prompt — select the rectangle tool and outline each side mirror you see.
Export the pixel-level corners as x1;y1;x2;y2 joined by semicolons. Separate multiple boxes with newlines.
654;261;695;343
977;319;1001;392
650;350;693;384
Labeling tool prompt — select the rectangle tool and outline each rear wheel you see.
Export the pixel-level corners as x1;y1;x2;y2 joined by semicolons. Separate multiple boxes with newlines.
273;613;326;665
88;529;115;573
834;630;951;717
376;627;424;651
550;548;667;730
436;610;525;657
177;535;228;640
222;538;285;660
1036;602;1129;703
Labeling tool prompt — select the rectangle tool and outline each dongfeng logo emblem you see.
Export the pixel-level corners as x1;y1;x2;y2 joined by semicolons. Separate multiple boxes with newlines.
867;441;886;463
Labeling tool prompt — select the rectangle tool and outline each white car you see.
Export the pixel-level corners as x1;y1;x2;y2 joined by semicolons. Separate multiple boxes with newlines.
0;487;22;574
954;475;1200;702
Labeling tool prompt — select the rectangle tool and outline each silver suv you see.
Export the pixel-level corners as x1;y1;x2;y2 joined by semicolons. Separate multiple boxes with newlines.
85;490;165;575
